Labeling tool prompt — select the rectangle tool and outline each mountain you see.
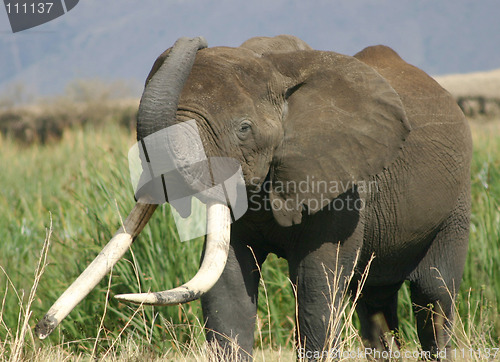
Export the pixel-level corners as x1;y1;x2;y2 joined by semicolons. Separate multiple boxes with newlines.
0;0;499;98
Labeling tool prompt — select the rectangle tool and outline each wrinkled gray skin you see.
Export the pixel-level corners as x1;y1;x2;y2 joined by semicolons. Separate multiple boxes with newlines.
139;35;471;360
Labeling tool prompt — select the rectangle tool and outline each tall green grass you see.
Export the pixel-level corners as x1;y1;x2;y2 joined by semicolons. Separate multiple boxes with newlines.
0;119;499;360
0;123;211;355
461;120;500;342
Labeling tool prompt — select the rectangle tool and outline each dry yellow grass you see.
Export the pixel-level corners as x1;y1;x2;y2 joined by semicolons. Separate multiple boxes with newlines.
434;68;500;118
434;68;500;99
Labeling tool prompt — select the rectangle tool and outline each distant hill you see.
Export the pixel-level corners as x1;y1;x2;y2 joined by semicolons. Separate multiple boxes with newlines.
435;69;500;118
2;67;498;144
435;69;500;99
0;0;499;97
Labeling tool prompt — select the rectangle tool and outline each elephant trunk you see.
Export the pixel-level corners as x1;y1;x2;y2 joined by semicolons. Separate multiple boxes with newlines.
136;36;207;140
115;202;231;305
35;201;157;339
117;36;232;306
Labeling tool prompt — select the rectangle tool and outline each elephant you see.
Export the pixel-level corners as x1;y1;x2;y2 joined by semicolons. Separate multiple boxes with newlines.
36;35;472;360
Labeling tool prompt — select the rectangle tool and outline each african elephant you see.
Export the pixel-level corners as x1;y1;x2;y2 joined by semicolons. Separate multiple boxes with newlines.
36;35;472;360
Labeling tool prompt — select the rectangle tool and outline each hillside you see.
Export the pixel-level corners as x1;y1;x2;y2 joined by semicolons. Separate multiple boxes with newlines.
435;69;500;118
435;69;500;98
0;0;499;96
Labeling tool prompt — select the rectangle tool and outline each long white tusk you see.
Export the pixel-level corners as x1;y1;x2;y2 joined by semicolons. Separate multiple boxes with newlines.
35;201;157;339
115;201;231;305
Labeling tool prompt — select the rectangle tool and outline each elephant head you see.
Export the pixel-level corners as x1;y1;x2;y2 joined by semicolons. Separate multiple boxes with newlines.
155;35;409;225
36;35;410;338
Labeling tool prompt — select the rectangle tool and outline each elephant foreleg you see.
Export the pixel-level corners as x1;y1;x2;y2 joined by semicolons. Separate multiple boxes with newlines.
354;282;403;352
289;240;359;357
201;230;266;361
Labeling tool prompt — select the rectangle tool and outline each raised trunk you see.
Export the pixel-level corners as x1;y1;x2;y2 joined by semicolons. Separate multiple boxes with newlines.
136;36;207;140
134;36;208;203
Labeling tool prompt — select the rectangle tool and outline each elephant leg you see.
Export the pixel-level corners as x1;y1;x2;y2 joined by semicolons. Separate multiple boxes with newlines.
289;240;359;356
201;231;266;361
409;279;455;361
355;282;403;352
409;188;470;359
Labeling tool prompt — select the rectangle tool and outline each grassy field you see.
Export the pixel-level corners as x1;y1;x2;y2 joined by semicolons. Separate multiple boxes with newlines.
0;111;499;359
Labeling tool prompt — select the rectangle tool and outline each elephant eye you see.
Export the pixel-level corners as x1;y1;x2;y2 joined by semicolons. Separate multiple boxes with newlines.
237;120;252;140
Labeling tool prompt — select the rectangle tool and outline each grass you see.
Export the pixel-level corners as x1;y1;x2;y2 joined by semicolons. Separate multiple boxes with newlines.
462;119;500;341
0;116;499;360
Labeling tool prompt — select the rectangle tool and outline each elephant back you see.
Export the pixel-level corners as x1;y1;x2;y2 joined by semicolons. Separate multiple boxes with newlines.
240;35;312;56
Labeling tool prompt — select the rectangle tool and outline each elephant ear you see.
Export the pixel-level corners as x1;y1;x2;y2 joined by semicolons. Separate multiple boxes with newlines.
267;50;411;226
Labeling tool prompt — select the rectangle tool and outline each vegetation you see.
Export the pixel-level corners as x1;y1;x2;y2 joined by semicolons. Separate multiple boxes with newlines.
435;69;500;119
0;81;499;360
0;80;137;144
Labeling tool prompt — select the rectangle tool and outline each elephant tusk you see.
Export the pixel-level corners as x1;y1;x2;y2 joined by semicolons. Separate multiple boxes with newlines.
35;200;157;340
115;202;231;306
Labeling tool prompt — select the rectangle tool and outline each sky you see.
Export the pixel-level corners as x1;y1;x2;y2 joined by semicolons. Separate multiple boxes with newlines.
0;0;499;97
